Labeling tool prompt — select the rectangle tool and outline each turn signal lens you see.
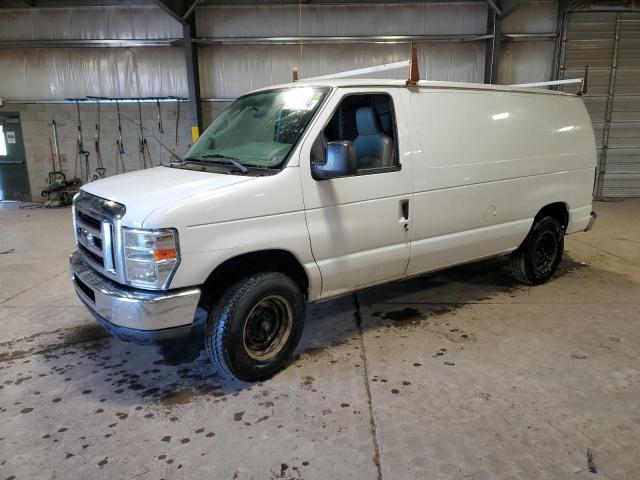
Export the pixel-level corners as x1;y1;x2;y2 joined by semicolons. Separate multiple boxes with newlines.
153;248;177;262
123;228;180;290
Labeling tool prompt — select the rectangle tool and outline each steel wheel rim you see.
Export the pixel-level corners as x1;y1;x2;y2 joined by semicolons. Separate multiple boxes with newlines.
243;295;293;361
533;231;558;276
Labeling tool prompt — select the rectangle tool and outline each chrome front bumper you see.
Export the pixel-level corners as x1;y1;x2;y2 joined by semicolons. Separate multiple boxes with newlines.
69;251;203;344
584;210;597;232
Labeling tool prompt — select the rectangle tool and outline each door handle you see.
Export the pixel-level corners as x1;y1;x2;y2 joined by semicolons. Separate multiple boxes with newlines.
400;199;410;231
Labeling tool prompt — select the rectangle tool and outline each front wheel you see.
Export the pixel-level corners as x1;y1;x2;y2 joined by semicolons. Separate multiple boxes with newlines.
204;272;305;382
510;216;564;285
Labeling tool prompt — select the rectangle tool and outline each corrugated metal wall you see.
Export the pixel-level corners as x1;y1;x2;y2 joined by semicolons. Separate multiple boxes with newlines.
196;3;487;98
0;6;187;100
0;3;560;101
561;12;640;198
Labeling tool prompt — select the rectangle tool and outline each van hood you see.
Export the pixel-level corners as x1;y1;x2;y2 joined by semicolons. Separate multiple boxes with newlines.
81;166;255;227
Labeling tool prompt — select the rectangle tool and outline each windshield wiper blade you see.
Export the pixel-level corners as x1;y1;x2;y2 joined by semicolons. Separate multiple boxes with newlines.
199;154;249;173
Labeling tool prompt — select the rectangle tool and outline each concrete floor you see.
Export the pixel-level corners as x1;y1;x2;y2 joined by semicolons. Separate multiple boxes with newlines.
1;199;639;480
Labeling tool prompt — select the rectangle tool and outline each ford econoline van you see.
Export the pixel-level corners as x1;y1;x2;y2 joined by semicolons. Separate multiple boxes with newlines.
70;78;597;381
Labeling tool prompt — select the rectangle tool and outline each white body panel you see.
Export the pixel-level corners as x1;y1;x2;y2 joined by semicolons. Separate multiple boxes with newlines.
399;87;596;275
80;78;596;309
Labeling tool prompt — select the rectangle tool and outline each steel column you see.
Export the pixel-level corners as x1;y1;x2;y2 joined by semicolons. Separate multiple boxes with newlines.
484;5;502;84
551;0;570;83
183;17;203;142
595;14;622;200
151;0;203;142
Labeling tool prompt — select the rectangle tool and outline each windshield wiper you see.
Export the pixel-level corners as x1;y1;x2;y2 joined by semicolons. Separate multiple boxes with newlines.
197;154;249;173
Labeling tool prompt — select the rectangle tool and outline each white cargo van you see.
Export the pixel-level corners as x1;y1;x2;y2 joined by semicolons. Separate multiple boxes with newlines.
70;78;597;381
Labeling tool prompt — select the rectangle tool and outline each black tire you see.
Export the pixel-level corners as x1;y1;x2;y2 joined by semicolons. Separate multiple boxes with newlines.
204;272;305;382
510;216;564;285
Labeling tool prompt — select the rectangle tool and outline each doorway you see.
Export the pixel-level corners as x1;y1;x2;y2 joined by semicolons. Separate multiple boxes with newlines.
0;113;31;201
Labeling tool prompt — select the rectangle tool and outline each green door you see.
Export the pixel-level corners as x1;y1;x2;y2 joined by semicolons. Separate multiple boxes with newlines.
0;113;31;201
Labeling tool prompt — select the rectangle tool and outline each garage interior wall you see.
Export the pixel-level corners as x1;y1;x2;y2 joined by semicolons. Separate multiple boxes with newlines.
498;0;558;84
0;1;577;201
196;3;488;98
560;11;640;198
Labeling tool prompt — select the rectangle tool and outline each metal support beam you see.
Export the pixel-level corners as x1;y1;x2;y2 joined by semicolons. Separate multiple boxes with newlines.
500;0;528;18
195;34;494;45
484;3;502;84
551;0;571;82
183;18;203;142
485;0;502;16
0;39;181;48
151;0;202;141
150;0;187;24
182;0;202;20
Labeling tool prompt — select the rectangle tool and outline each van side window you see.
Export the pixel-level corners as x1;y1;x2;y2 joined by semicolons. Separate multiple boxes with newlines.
311;93;399;175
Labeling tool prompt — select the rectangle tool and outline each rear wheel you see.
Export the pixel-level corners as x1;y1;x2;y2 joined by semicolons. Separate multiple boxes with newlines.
204;272;305;382
510;216;564;285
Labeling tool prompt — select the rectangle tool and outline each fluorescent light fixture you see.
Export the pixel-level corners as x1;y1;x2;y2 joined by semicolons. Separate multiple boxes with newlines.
557;125;576;132
492;112;510;121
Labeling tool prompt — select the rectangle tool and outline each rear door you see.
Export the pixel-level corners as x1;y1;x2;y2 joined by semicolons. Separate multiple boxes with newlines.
0;114;31;201
298;87;413;299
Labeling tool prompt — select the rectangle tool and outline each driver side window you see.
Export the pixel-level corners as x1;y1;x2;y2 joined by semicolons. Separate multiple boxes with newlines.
311;93;399;176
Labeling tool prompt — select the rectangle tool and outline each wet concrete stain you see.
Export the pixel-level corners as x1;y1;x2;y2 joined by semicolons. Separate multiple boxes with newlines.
0;324;109;363
159;385;222;406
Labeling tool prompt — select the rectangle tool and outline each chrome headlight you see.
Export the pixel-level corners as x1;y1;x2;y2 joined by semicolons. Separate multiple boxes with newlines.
123;228;180;290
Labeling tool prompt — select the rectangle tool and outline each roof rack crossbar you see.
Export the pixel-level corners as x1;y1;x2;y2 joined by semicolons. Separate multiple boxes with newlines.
510;78;582;88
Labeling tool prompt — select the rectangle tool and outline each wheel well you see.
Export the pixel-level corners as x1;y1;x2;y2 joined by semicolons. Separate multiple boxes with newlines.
536;202;569;230
201;250;309;304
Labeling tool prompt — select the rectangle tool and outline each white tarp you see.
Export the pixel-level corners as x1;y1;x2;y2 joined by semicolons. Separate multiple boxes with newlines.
199;43;486;99
0;3;558;101
0;48;188;100
196;3;488;37
0;7;181;40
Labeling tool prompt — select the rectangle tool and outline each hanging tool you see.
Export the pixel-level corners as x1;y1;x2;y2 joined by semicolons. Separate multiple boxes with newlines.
171;98;180;162
156;99;164;165
115;100;126;174
93;100;107;179
137;100;153;169
175;99;180;146
118;111;183;163
73;100;91;183
50;119;62;172
41;120;69;206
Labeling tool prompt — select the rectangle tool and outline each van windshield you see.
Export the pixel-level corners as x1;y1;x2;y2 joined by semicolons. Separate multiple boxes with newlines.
184;87;329;170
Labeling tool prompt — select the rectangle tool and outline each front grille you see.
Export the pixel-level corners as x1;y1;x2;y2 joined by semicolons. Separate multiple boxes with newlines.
75;275;95;302
79;243;103;266
77;210;101;231
73;191;126;282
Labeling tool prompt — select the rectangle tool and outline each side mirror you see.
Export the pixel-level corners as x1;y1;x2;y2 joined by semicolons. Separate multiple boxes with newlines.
311;141;357;180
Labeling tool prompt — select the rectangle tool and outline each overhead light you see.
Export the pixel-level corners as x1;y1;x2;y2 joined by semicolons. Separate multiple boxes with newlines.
492;112;510;121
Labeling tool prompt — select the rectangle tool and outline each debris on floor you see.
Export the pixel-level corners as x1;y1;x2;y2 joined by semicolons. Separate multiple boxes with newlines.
587;448;597;473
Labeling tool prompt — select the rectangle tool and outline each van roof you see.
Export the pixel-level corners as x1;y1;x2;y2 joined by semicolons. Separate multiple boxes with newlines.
255;78;575;97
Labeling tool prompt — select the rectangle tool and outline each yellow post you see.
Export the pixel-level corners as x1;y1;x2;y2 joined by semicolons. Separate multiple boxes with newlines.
191;126;200;143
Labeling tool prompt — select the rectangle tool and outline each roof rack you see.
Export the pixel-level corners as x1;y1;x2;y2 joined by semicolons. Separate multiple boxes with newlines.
510;65;589;96
291;42;421;84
